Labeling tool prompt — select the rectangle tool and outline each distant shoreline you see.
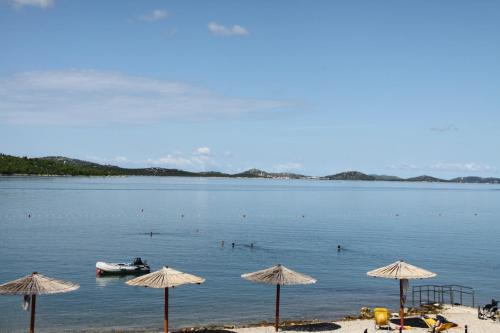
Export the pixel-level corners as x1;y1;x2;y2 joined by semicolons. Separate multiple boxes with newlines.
1;153;500;184
0;174;500;185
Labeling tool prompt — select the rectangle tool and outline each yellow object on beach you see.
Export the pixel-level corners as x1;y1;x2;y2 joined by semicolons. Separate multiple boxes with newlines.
424;317;437;327
424;318;457;332
436;322;457;332
374;307;391;330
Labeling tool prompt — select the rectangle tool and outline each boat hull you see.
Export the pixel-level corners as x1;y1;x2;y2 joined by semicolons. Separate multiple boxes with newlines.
96;261;150;276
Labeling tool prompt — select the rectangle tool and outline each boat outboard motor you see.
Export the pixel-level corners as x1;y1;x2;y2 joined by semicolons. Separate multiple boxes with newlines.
133;257;144;266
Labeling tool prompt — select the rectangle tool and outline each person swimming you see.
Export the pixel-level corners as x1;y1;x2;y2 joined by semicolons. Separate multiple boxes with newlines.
220;240;225;247
231;242;235;248
337;245;342;251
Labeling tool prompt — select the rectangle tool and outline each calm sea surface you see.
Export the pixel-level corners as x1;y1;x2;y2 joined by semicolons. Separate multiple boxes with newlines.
0;177;499;332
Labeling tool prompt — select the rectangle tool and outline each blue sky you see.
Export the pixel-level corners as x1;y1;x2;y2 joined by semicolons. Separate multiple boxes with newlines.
1;0;499;178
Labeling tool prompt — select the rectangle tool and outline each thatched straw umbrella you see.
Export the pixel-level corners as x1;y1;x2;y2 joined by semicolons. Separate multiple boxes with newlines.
241;264;316;332
126;266;205;333
367;260;436;329
0;272;79;333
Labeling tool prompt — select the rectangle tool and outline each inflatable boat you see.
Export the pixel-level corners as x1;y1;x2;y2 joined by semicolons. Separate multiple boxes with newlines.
96;257;150;276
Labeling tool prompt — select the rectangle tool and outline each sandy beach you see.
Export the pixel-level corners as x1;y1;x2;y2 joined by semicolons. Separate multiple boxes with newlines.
230;306;498;333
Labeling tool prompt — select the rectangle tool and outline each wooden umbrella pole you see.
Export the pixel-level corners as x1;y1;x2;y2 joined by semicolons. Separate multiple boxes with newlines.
275;284;280;332
164;288;169;333
399;280;404;328
29;294;37;333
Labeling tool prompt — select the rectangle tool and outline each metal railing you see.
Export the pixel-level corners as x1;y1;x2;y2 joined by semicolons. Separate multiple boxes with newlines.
412;284;475;307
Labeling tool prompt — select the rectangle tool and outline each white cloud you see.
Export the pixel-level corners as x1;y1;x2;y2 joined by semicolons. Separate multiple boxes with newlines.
114;156;128;163
194;147;211;156
430;162;496;173
146;149;217;171
138;9;168;22
388;162;497;173
272;162;303;172
0;70;289;125
208;22;249;36
87;154;208;169
387;162;419;171
86;155;129;165
146;155;193;168
11;0;53;8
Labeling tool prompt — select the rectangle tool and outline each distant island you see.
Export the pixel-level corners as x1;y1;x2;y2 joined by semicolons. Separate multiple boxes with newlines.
1;153;499;184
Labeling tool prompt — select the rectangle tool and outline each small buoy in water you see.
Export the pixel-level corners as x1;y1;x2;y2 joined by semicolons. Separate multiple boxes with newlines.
301;214;305;218
141;208;144;213
195;229;199;233
395;213;399;217
242;214;246;218
150;231;153;237
474;213;478;216
181;214;184;218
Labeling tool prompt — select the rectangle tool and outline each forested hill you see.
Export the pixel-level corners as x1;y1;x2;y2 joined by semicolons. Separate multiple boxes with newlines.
1;154;499;183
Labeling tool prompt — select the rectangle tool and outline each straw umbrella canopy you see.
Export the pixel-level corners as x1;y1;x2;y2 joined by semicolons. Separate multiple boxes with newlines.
126;266;205;333
241;264;316;332
367;260;436;328
0;272;79;333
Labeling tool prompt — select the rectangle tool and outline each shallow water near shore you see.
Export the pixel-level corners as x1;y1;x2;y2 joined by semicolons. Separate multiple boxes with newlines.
0;177;499;332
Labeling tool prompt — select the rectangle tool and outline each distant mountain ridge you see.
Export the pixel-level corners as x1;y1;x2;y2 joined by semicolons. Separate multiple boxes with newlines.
1;153;499;184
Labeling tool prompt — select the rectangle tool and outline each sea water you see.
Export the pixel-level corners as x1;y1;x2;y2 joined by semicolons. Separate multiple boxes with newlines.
0;177;499;332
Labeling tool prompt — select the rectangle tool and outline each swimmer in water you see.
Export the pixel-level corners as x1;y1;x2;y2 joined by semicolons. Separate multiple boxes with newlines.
141;208;144;213
232;242;235;248
28;214;31;218
250;243;254;248
150;231;153;237
337;245;342;251
220;240;224;247
242;214;246;218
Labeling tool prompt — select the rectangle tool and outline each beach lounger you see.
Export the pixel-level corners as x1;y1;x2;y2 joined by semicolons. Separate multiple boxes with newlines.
424;317;457;332
374;307;392;331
